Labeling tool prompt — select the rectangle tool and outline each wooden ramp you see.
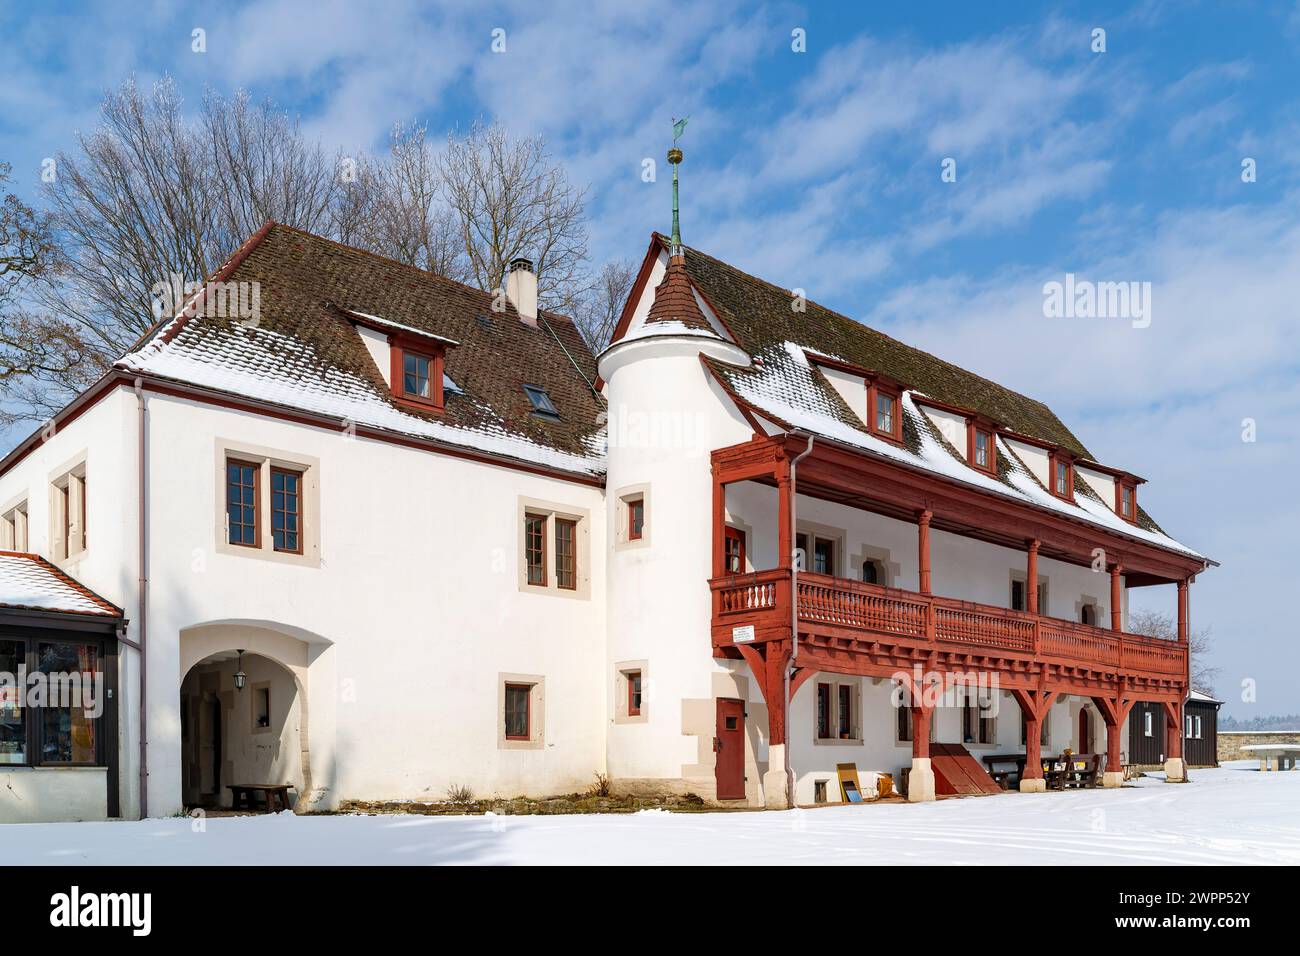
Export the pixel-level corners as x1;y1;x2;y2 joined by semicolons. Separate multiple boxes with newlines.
931;743;1003;796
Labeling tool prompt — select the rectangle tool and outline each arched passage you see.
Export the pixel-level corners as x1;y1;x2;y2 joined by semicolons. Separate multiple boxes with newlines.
178;622;324;811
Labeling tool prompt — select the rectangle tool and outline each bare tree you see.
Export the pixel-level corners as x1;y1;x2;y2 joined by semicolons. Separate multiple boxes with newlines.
573;257;636;351
344;124;467;281
1127;608;1220;695
0;162;82;427
438;121;589;313
2;80;598;424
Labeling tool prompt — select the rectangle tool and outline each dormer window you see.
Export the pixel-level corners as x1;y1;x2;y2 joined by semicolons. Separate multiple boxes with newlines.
876;393;895;434
390;340;444;410
1117;481;1137;522
403;352;433;401
866;379;904;444
344;309;455;414
1050;453;1074;501
967;421;997;474
523;384;559;418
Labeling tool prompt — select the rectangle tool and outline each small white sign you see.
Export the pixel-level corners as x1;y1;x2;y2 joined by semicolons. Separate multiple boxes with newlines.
732;625;755;644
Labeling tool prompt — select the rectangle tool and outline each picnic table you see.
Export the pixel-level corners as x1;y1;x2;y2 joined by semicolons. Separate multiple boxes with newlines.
982;754;1101;790
227;783;294;812
1240;744;1300;771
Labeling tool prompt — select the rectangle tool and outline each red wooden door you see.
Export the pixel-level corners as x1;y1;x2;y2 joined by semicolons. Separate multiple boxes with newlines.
715;699;746;800
1079;709;1092;754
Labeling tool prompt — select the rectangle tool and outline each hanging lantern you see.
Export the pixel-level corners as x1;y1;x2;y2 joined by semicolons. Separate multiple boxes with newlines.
234;649;247;692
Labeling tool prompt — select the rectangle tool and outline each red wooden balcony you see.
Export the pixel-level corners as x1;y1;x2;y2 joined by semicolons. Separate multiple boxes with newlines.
710;570;1187;682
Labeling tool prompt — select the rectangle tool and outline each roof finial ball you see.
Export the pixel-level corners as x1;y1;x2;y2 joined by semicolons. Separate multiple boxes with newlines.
668;116;688;261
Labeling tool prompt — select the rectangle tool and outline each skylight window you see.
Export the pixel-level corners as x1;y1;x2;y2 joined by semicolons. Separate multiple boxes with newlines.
523;385;559;417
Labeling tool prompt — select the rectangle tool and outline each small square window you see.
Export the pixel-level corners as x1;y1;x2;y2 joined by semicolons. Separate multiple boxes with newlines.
403;352;432;400
813;780;827;804
523;385;559;417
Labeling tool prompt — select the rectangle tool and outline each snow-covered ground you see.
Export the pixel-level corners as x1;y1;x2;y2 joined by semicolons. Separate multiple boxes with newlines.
4;763;1296;865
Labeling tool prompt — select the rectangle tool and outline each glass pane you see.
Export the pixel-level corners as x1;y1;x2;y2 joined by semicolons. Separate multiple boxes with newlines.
37;642;100;764
0;640;24;765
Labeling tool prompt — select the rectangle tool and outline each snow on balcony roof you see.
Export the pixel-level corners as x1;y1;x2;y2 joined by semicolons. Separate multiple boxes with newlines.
0;552;122;617
704;341;1204;562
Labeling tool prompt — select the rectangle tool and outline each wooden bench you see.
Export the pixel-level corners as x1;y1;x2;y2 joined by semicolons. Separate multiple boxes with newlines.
981;754;1027;790
228;784;293;813
1062;754;1101;789
1043;756;1071;790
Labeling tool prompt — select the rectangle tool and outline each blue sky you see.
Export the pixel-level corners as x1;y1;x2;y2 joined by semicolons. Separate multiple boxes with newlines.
3;1;1297;715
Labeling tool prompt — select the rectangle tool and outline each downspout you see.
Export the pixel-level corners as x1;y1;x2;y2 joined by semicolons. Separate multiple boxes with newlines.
784;433;815;808
135;378;149;818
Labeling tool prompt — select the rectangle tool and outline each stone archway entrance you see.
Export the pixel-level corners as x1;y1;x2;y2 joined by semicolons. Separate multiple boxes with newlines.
180;650;306;809
177;622;324;812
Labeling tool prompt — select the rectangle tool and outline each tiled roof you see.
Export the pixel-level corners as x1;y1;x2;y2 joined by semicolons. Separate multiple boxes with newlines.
671;234;1203;560
0;552;123;617
119;224;606;477
644;255;716;333
661;234;1091;456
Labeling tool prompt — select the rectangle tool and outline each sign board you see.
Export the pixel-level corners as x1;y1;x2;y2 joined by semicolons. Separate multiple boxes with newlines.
732;625;755;644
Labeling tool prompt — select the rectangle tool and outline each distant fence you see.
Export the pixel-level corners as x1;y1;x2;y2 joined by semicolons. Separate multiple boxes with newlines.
1218;731;1300;762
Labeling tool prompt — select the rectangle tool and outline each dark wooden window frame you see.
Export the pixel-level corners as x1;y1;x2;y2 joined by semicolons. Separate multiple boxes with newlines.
1050;451;1075;502
524;513;548;587
1116;480;1137;523
627;670;642;717
270;466;304;555
0;634;109;769
867;380;904;445
816;682;832;739
504;683;531;741
967;419;997;474
724;525;746;575
226;458;261;549
389;335;445;412
627;496;644;541
555;517;577;591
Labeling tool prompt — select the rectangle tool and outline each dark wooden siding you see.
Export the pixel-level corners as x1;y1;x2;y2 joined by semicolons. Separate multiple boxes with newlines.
1129;701;1165;765
1184;700;1219;767
1128;699;1220;767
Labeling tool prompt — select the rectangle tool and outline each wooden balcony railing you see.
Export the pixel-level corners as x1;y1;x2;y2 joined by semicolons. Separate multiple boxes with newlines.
710;570;1187;679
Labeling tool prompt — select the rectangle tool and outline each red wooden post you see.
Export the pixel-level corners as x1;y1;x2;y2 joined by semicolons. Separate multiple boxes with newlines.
766;641;790;746
711;467;726;578
1012;689;1045;788
1110;564;1123;633
777;461;792;570
912;705;931;760
1165;700;1184;760
1026;538;1040;614
1105;716;1122;775
1177;578;1189;643
917;509;932;595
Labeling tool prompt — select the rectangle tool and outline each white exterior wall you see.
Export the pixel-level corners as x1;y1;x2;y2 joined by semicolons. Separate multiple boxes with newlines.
141;392;607;813
0;385;138;820
0;382;607;819
601;333;760;802
922;406;968;458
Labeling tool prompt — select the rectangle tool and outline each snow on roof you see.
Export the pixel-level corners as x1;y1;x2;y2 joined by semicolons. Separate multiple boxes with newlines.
1188;690;1224;704
344;310;461;346
120;322;604;476
709;341;1203;560
0;553;122;617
